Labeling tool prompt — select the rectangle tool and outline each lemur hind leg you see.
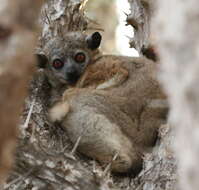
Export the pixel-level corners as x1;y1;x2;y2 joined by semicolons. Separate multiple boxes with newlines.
63;100;142;174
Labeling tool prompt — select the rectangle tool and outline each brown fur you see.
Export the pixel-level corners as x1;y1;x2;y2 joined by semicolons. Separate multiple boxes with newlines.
76;56;129;89
49;55;168;174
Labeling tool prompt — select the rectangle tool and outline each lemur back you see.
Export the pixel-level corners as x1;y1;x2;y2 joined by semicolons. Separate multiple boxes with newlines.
57;56;168;174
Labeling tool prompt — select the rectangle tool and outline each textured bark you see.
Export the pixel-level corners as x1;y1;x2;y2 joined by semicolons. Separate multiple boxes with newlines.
0;0;42;184
128;125;177;190
3;1;117;189
38;0;88;51
127;0;152;52
154;1;199;189
126;0;178;189
127;0;158;61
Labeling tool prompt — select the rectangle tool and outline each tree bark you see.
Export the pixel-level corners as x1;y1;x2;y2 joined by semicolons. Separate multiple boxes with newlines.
127;0;158;61
0;0;42;184
38;0;88;51
127;0;152;52
154;0;199;189
126;1;178;189
3;1;115;189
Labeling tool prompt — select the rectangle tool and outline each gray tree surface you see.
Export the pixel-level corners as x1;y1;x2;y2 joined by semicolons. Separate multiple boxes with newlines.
154;0;199;189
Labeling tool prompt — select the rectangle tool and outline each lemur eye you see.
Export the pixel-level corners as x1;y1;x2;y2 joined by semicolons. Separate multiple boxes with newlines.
74;52;86;63
52;59;64;69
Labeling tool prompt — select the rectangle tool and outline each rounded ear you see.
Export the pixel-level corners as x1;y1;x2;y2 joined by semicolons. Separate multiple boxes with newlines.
36;54;48;68
86;32;102;50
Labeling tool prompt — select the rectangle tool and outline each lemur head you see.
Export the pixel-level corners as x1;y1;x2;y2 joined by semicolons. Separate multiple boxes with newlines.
36;32;102;87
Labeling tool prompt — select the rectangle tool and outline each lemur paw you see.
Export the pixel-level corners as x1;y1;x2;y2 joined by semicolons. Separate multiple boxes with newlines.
48;101;70;122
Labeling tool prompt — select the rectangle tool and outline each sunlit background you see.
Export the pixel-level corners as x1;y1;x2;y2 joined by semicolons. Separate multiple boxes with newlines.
85;0;139;56
116;0;139;56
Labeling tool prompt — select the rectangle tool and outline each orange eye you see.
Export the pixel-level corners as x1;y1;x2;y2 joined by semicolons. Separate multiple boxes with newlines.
74;52;86;63
52;59;64;69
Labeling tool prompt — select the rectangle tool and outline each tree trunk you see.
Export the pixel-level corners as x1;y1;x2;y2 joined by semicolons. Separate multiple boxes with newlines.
0;0;42;185
38;0;88;51
3;1;114;189
127;0;158;61
154;0;199;189
126;1;178;189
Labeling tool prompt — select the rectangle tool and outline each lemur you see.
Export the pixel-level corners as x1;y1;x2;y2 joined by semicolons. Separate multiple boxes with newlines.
37;32;128;105
37;31;168;175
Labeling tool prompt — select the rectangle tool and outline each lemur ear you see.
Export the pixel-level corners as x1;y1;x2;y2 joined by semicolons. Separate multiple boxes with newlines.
86;32;102;50
36;54;48;68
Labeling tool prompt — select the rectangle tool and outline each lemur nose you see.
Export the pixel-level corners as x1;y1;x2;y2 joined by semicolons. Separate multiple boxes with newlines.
66;67;76;74
66;67;79;84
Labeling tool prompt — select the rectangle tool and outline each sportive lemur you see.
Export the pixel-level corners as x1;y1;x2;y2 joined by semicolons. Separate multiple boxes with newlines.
37;31;168;175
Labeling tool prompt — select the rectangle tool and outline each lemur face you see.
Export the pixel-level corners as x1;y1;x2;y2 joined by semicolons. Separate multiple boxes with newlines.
37;32;101;86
